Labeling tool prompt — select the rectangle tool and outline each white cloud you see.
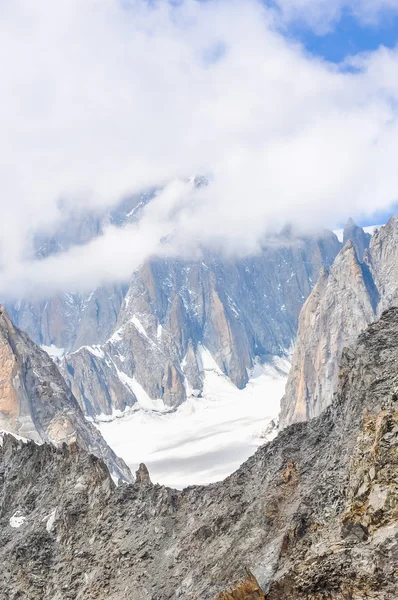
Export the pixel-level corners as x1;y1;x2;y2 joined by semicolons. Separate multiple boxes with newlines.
0;0;398;298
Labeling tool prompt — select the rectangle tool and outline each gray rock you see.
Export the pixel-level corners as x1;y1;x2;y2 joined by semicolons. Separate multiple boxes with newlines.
280;216;398;428
62;229;341;417
0;305;132;482
1;307;398;599
7;285;127;352
343;217;371;262
135;463;152;485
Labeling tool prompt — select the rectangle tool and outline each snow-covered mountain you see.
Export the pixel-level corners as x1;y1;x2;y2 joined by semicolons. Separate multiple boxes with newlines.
4;204;390;486
59;228;341;419
2;200;345;484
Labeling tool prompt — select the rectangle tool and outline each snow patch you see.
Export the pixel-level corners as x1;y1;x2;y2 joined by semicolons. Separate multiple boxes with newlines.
43;509;57;532
41;344;65;360
116;369;167;413
87;345;105;359
131;315;149;339
9;511;26;528
157;323;163;340
364;224;383;236
196;344;222;374
70;344;105;359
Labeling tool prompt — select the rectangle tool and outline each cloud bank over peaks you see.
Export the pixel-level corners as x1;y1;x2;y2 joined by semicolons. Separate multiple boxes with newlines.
0;0;397;298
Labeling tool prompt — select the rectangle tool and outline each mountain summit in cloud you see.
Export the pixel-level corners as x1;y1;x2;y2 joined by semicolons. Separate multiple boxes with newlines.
0;0;397;299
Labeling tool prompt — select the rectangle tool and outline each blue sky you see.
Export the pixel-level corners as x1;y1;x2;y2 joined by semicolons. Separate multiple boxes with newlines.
296;11;398;63
284;6;398;226
358;203;398;227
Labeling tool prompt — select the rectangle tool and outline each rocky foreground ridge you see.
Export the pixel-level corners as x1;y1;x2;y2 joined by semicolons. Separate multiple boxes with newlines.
1;308;398;599
0;305;131;482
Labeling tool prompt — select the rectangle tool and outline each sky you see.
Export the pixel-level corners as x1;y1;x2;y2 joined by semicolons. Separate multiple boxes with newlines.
1;0;398;298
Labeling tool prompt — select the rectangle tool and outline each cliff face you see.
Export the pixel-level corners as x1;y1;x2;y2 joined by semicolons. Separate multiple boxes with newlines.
0;306;132;482
8;285;127;353
1;308;398;599
61;231;341;417
6;190;152;352
342;217;371;262
280;217;397;428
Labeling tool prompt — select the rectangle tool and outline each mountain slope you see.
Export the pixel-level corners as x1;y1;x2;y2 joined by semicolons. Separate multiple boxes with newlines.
0;305;132;482
61;230;341;417
1;308;397;599
280;217;397;428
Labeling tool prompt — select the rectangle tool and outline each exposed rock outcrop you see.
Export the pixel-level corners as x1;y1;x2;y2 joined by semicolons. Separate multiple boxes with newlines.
216;573;265;599
1;308;398;599
135;462;152;486
280;216;397;428
343;217;371;262
0;305;132;482
61;230;341;416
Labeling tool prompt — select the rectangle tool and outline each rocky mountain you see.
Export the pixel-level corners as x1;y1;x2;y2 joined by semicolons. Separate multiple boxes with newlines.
0;305;132;482
1;169;345;419
9;285;127;353
342;216;371;261
60;229;341;417
1;307;398;599
6;190;153;352
280;217;397;428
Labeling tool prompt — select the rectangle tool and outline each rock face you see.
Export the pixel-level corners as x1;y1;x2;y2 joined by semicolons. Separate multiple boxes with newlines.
3;180;341;418
8;285;127;352
0;305;132;482
6;190;152;352
61;230;341;417
280;216;397;428
343;217;371;262
1;308;398;599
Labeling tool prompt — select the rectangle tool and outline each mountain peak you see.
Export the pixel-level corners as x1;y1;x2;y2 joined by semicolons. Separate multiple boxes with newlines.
189;174;209;188
342;219;371;262
344;217;356;229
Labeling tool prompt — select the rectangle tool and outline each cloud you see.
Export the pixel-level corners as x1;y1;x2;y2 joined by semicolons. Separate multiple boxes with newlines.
0;0;398;298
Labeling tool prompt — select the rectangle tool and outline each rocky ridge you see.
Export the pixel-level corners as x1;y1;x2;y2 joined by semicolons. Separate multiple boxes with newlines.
61;230;341;417
0;305;131;482
1;308;398;599
280;216;397;427
3;182;342;418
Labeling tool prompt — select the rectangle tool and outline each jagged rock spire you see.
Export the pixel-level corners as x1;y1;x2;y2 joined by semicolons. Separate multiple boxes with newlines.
135;462;152;486
343;217;371;262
